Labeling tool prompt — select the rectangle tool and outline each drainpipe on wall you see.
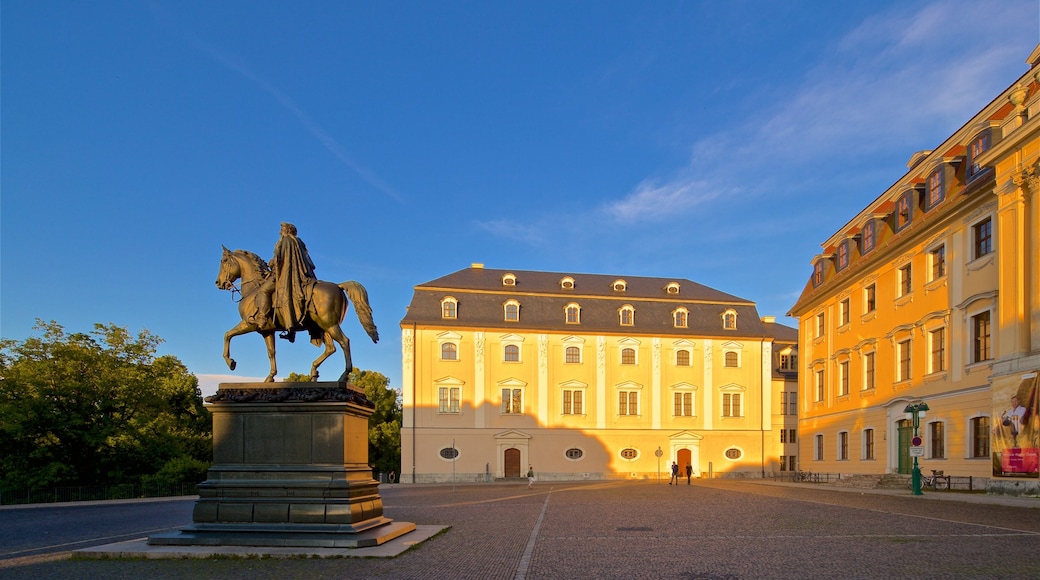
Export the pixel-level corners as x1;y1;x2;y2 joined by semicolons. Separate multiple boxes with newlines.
412;322;417;484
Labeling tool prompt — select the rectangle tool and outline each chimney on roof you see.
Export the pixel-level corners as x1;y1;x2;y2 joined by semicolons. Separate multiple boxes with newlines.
471;263;484;269
761;316;775;324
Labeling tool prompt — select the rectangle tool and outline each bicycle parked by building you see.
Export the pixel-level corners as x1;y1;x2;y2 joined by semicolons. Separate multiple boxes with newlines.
906;469;950;491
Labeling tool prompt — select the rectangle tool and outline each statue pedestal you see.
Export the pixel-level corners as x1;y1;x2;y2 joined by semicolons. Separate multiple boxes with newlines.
150;382;414;548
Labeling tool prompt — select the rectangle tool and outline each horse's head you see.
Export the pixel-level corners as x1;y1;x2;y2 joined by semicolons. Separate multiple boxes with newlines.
216;246;242;290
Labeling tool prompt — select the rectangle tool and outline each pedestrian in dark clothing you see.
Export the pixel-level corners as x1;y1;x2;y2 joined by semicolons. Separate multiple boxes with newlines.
669;461;679;485
685;464;692;484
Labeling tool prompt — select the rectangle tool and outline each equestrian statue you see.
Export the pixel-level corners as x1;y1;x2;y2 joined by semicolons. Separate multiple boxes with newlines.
215;222;378;382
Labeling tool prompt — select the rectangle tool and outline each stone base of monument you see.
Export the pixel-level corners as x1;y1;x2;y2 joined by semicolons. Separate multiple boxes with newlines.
149;382;414;549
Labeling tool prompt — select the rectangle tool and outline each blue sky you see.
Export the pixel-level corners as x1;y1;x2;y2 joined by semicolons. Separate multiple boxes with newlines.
2;1;1037;397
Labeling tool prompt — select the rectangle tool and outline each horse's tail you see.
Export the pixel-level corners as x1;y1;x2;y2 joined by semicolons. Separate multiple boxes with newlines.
339;281;379;344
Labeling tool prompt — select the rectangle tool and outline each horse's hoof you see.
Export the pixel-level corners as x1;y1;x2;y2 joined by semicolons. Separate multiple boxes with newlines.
264;377;275;383
229;360;237;371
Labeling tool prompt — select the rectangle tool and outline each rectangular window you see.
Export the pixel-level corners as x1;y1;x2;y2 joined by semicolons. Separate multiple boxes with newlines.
816;313;825;337
502;388;522;414
789;429;796;443
722;393;742;417
788;456;797;471
896;192;913;230
840;298;850;326
897;339;911;381
863;352;875;391
899;263;912;297
618;391;638;416
929;328;945;373
815;434;824;461
973;218;992;259
927;169;945;208
438;387;460;414
930;422;945;459
812;262;824;287
839;361;849;396
565;346;581;364
780;455;788;471
780;429;787;443
563;389;583;415
815;370;825;402
862;220;876;253
968;131;991;179
673;392;693;417
972;417;990;458
973;311;992;362
930;245;946;280
864;429;875;460
864;284;876;313
837;241;849;271
838;432;848;460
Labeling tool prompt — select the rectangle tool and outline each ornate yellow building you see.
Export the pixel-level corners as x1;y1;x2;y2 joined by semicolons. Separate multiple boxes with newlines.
788;44;1040;494
400;266;798;483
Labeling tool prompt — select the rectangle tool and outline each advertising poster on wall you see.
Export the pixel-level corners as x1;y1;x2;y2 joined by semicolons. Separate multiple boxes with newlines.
993;373;1039;478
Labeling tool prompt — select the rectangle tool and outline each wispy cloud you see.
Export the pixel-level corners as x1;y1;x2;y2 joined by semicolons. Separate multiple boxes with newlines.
150;4;404;203
602;177;728;223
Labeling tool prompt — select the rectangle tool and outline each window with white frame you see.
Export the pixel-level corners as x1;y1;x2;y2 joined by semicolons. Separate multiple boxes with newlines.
898;263;912;297
929;327;945;373
621;348;636;365
929;244;946;281
863;429;875;460
441;296;458;319
676;349;691;366
926;168;945;210
441;342;458;361
862;351;875;391
673;307;688;328
619;305;634;326
565;346;581;364
673;391;694;417
501;387;523;414
562;388;584;415
929;421;945;459
814;434;824;460
838;431;849;460
502;273;517;286
967;130;991;180
504;300;520;322
618;390;639;416
782;391;797;415
721;386;744;417
723;310;737;330
565;303;581;324
815;369;825;402
972;311;992;363
864;284;876;313
839;298;850;326
897;338;911;382
438;386;460;413
972;217;992;260
971;416;990;458
838;360;849;396
504;344;520;362
816;312;825;337
724;351;739;368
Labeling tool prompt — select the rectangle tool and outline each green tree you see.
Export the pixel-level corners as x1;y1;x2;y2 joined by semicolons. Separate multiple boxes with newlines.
0;320;211;490
347;369;401;476
283;372;312;382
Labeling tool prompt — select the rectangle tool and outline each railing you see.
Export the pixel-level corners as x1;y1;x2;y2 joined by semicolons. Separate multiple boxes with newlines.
772;471;983;491
0;482;198;506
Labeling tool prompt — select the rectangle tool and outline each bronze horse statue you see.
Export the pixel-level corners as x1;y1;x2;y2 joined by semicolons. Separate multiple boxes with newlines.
215;246;378;382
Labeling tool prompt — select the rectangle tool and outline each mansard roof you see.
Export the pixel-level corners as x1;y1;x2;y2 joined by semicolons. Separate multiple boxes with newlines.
401;266;794;340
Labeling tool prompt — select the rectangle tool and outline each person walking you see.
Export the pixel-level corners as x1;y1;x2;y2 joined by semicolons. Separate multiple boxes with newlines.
527;466;536;488
685;463;693;485
669;461;679;485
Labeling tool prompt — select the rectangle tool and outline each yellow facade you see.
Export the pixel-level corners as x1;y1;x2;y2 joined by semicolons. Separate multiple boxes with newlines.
400;267;797;483
789;44;1040;494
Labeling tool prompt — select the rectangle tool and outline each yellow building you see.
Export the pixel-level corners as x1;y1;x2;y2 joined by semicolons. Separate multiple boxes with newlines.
399;265;797;483
788;44;1040;494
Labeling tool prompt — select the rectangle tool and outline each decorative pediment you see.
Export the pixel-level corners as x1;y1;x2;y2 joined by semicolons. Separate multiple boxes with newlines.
669;430;704;441
494;429;531;440
497;377;527;388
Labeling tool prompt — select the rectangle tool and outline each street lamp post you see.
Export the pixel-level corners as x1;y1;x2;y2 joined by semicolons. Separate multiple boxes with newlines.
655;447;663;484
904;401;929;496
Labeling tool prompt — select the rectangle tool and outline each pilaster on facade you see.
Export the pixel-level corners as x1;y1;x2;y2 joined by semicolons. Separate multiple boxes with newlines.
596;335;607;430
538;334;549;423
474;331;485;428
702;338;713;430
652;337;662;430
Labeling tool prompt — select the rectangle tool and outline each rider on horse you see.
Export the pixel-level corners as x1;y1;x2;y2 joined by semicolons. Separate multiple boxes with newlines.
253;222;316;341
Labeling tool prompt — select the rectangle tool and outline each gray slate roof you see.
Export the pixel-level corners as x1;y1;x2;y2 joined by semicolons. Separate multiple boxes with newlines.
401;266;795;341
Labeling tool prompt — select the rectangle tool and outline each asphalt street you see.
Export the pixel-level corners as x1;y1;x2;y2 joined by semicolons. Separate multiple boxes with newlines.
2;480;1039;579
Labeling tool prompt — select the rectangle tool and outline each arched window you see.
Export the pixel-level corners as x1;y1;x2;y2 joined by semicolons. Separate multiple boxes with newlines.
441;297;457;319
673;308;688;328
565;303;581;324
676;350;690;366
441;342;458;361
504;344;520;362
619;305;634;326
504;300;520;321
565;346;581;364
621;348;636;365
724;351;738;367
722;310;737;330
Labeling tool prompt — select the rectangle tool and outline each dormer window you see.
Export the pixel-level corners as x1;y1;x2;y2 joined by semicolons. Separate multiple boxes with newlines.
560;276;575;290
967;129;991;180
565;303;581;324
836;241;849;271
862;219;876;254
441;296;458;319
673;307;688;328
502;273;517;286
665;282;680;295
613;279;627;292
895;191;913;232
722;309;737;330
812;261;824;287
926;168;945;210
619;305;635;326
504;299;520;321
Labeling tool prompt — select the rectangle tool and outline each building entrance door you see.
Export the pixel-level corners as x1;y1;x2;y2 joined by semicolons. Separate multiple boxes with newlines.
504;448;521;478
677;448;692;481
897;420;912;474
